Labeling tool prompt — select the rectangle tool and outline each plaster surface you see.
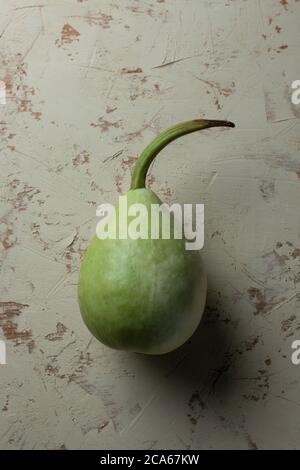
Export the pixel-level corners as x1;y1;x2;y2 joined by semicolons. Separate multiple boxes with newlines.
0;0;299;450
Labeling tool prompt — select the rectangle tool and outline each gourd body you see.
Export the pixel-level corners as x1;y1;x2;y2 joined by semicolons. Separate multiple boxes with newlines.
78;188;207;354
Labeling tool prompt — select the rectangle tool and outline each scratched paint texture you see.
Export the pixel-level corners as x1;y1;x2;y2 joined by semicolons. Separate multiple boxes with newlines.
0;0;299;450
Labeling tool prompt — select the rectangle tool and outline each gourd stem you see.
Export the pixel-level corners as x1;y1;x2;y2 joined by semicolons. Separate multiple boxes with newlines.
130;119;235;190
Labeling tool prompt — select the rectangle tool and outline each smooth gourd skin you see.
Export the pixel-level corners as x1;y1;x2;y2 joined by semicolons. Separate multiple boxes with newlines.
78;188;207;354
77;119;234;354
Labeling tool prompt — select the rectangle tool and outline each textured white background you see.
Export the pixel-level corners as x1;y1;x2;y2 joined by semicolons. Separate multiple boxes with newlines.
0;0;299;450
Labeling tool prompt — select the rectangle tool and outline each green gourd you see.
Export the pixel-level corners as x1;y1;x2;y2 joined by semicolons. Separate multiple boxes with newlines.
78;119;235;354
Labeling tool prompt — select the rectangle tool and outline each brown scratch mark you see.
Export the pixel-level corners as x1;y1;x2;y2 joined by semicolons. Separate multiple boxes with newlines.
15;84;42;121
67;352;93;384
55;24;80;47
54;163;68;174
45;363;61;376
31;111;42;120
116;128;143;143
4;74;13;94
245;434;258;450
58;444;67;450
192;75;235;110
45;322;67;341
147;173;156;189
0;219;17;252
31;222;49;251
0;302;34;352
193;76;235;97
261;242;299;287
243;393;260;402
7;179;41;212
62;23;80;39
97;421;109;433
115;174;123;194
67;13;112;29
27;339;35;353
263;153;299;175
187;391;206;430
120;156;138;171
64;233;79;272
240;371;272;401
211;230;221;239
281;314;297;337
106;106;117;114
90;117;122;132
72;149;90;167
264;92;276;122
128;74;161;102
248;287;286;315
204;302;232;326
212;351;235;390
210;230;227;245
267;249;289;267
90;180;100;192
280;0;289;10
2;396;9;412
113;155;138;194
0;301;29;318
292;248;300;260
115;111;161;143
0;209;16;268
159;183;174;203
259;179;275;201
276;44;288;53
2;323;31;347
121;67;143;74
245;335;260;351
275;25;282;33
126;5;145;14
139;75;147;84
126;4;167;20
